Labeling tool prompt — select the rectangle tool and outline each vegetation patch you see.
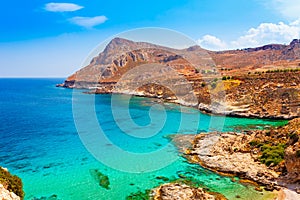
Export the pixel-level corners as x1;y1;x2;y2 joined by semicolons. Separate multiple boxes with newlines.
296;150;300;158
0;167;24;199
126;189;150;200
259;143;286;166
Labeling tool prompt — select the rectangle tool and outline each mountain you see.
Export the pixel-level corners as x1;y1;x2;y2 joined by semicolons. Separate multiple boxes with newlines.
209;39;300;73
59;38;300;119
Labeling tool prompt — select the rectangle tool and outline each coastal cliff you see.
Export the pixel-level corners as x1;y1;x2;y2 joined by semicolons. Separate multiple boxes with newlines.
58;38;300;120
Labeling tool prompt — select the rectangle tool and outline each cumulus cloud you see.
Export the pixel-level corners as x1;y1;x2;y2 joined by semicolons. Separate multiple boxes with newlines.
232;21;300;48
69;16;108;28
45;2;83;12
197;35;227;50
198;20;300;50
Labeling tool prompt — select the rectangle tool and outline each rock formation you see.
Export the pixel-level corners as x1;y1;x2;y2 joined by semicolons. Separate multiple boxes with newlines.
0;167;22;200
151;183;224;200
172;118;300;193
0;184;20;200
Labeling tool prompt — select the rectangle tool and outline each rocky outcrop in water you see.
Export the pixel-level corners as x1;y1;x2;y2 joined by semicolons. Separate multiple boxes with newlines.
151;183;224;200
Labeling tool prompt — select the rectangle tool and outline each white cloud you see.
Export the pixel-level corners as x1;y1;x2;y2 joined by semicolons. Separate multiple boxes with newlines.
69;16;108;28
262;0;300;20
197;35;227;50
198;20;300;50
231;21;300;48
45;2;83;12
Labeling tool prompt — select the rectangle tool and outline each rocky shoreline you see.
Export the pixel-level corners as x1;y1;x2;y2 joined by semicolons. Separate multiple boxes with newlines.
58;38;300;120
169;118;300;199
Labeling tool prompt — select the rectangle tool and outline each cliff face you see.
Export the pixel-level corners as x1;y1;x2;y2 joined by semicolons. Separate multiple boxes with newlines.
59;38;300;119
283;118;300;183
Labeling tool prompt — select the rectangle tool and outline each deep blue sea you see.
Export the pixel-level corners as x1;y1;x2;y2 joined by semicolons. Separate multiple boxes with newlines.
0;78;287;199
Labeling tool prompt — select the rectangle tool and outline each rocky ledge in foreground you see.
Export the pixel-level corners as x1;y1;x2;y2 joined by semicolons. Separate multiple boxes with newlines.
151;183;226;200
0;167;23;200
172;118;300;196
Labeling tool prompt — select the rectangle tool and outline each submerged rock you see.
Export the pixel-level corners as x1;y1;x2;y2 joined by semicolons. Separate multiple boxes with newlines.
89;169;110;190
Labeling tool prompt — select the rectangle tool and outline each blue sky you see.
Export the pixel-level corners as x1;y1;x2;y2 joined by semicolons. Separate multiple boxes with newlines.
1;0;300;77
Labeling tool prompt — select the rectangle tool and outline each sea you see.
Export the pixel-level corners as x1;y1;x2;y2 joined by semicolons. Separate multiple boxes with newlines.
0;78;287;200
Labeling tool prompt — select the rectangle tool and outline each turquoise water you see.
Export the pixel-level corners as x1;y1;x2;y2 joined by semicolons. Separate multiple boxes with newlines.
0;78;287;199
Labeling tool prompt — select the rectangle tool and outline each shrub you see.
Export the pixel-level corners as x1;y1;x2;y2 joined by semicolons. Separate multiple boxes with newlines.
126;190;150;200
296;150;300;158
211;82;217;89
0;168;24;199
249;140;259;147
259;143;286;166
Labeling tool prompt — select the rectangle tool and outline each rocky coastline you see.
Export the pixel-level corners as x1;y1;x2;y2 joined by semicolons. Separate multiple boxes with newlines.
170;118;300;199
58;38;300;120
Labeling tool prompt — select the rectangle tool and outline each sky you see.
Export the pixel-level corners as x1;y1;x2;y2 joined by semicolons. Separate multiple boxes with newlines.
1;0;300;77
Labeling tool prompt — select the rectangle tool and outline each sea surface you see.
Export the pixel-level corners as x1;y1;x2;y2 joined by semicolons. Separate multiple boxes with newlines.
0;78;287;200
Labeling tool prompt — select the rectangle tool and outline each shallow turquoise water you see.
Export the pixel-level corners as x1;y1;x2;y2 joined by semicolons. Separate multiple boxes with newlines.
0;78;287;199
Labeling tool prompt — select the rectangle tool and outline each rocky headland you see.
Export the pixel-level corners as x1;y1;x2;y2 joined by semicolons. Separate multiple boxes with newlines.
171;118;300;199
58;37;300;120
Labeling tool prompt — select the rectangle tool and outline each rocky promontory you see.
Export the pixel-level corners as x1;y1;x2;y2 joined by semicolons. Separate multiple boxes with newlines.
171;118;300;198
58;38;300;120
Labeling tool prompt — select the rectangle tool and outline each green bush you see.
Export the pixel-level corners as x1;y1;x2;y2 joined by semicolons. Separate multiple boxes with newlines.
0;167;24;199
126;189;150;200
211;82;217;89
296;150;300;158
249;140;259;147
259;143;286;166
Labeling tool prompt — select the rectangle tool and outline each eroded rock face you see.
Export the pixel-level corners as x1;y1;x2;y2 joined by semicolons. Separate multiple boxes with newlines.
151;183;217;200
284;118;300;183
0;184;20;200
285;145;300;183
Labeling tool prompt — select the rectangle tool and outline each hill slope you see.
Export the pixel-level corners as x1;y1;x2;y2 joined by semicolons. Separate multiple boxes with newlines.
59;38;300;119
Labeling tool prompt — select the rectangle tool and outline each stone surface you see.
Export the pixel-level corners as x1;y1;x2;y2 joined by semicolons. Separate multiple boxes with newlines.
0;184;20;200
151;183;218;200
